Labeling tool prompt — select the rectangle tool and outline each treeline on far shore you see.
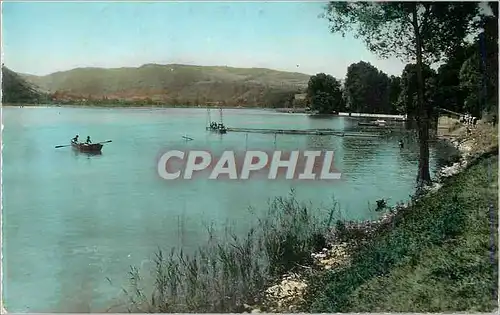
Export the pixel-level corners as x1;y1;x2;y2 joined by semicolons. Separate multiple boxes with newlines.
306;42;497;119
2;89;309;109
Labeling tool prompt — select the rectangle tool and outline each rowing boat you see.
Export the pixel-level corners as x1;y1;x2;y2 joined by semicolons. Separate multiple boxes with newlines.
206;126;227;134
71;142;104;153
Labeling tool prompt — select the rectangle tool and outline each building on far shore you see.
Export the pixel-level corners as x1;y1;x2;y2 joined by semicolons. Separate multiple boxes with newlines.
294;93;306;101
292;93;308;109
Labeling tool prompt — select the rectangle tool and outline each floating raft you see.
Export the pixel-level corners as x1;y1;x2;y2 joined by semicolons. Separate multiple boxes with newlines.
225;127;382;138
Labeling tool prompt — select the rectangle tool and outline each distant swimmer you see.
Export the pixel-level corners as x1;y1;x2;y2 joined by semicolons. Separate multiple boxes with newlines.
399;139;404;149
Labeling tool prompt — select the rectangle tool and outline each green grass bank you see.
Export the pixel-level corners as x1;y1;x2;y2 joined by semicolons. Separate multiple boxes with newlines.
305;149;498;312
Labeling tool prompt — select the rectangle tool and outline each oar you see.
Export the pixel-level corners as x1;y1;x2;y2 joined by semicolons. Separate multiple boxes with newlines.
55;140;112;148
55;144;73;148
96;140;113;144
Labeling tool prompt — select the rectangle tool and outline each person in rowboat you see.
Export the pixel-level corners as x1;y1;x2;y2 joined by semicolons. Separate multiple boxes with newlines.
72;135;79;144
85;136;92;144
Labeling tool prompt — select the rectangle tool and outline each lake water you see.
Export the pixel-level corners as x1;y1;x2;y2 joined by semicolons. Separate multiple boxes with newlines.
1;107;454;312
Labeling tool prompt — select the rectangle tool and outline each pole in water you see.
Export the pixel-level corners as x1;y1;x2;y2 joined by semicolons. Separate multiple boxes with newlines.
245;133;248;150
206;108;212;128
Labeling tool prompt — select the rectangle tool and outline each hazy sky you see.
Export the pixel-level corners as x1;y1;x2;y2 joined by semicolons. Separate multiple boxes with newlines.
3;1;411;78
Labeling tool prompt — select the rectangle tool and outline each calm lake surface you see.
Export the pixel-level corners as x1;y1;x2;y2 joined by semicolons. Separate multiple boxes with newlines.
2;107;454;312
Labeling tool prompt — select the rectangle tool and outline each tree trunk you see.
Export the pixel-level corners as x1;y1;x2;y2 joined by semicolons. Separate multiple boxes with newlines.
489;1;498;18
412;5;432;186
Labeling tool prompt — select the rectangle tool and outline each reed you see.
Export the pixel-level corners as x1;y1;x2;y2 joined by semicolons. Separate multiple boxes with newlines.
122;190;338;312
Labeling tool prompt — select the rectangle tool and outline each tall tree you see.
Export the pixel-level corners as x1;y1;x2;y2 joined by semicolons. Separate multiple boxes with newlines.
459;51;483;116
456;3;498;117
434;49;470;114
344;61;390;113
388;75;402;114
306;73;345;114
399;63;437;120
323;2;479;185
479;1;498;114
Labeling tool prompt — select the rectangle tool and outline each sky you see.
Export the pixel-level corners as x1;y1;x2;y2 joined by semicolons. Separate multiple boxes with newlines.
3;1;412;78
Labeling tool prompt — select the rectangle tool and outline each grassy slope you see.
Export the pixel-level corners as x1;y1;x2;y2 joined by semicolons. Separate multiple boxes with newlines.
307;151;498;312
2;66;48;103
19;64;311;106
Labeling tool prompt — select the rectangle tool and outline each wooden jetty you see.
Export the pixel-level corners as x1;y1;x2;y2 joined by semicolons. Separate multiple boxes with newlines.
338;112;407;121
205;107;383;138
225;127;382;138
436;107;464;119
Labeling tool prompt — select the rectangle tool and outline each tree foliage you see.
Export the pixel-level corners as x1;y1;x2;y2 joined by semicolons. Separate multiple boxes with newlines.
433;44;473;114
306;73;345;114
264;90;297;108
477;2;498;114
344;61;390;114
324;2;479;64
432;3;498;117
459;52;482;116
388;75;402;114
399;63;437;118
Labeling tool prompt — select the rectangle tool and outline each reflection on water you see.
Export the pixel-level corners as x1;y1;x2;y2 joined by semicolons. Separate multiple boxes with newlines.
304;134;338;150
2;107;457;312
72;149;103;158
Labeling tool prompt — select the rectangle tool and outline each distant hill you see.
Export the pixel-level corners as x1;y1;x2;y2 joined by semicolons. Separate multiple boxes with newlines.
2;66;48;104
19;64;312;107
